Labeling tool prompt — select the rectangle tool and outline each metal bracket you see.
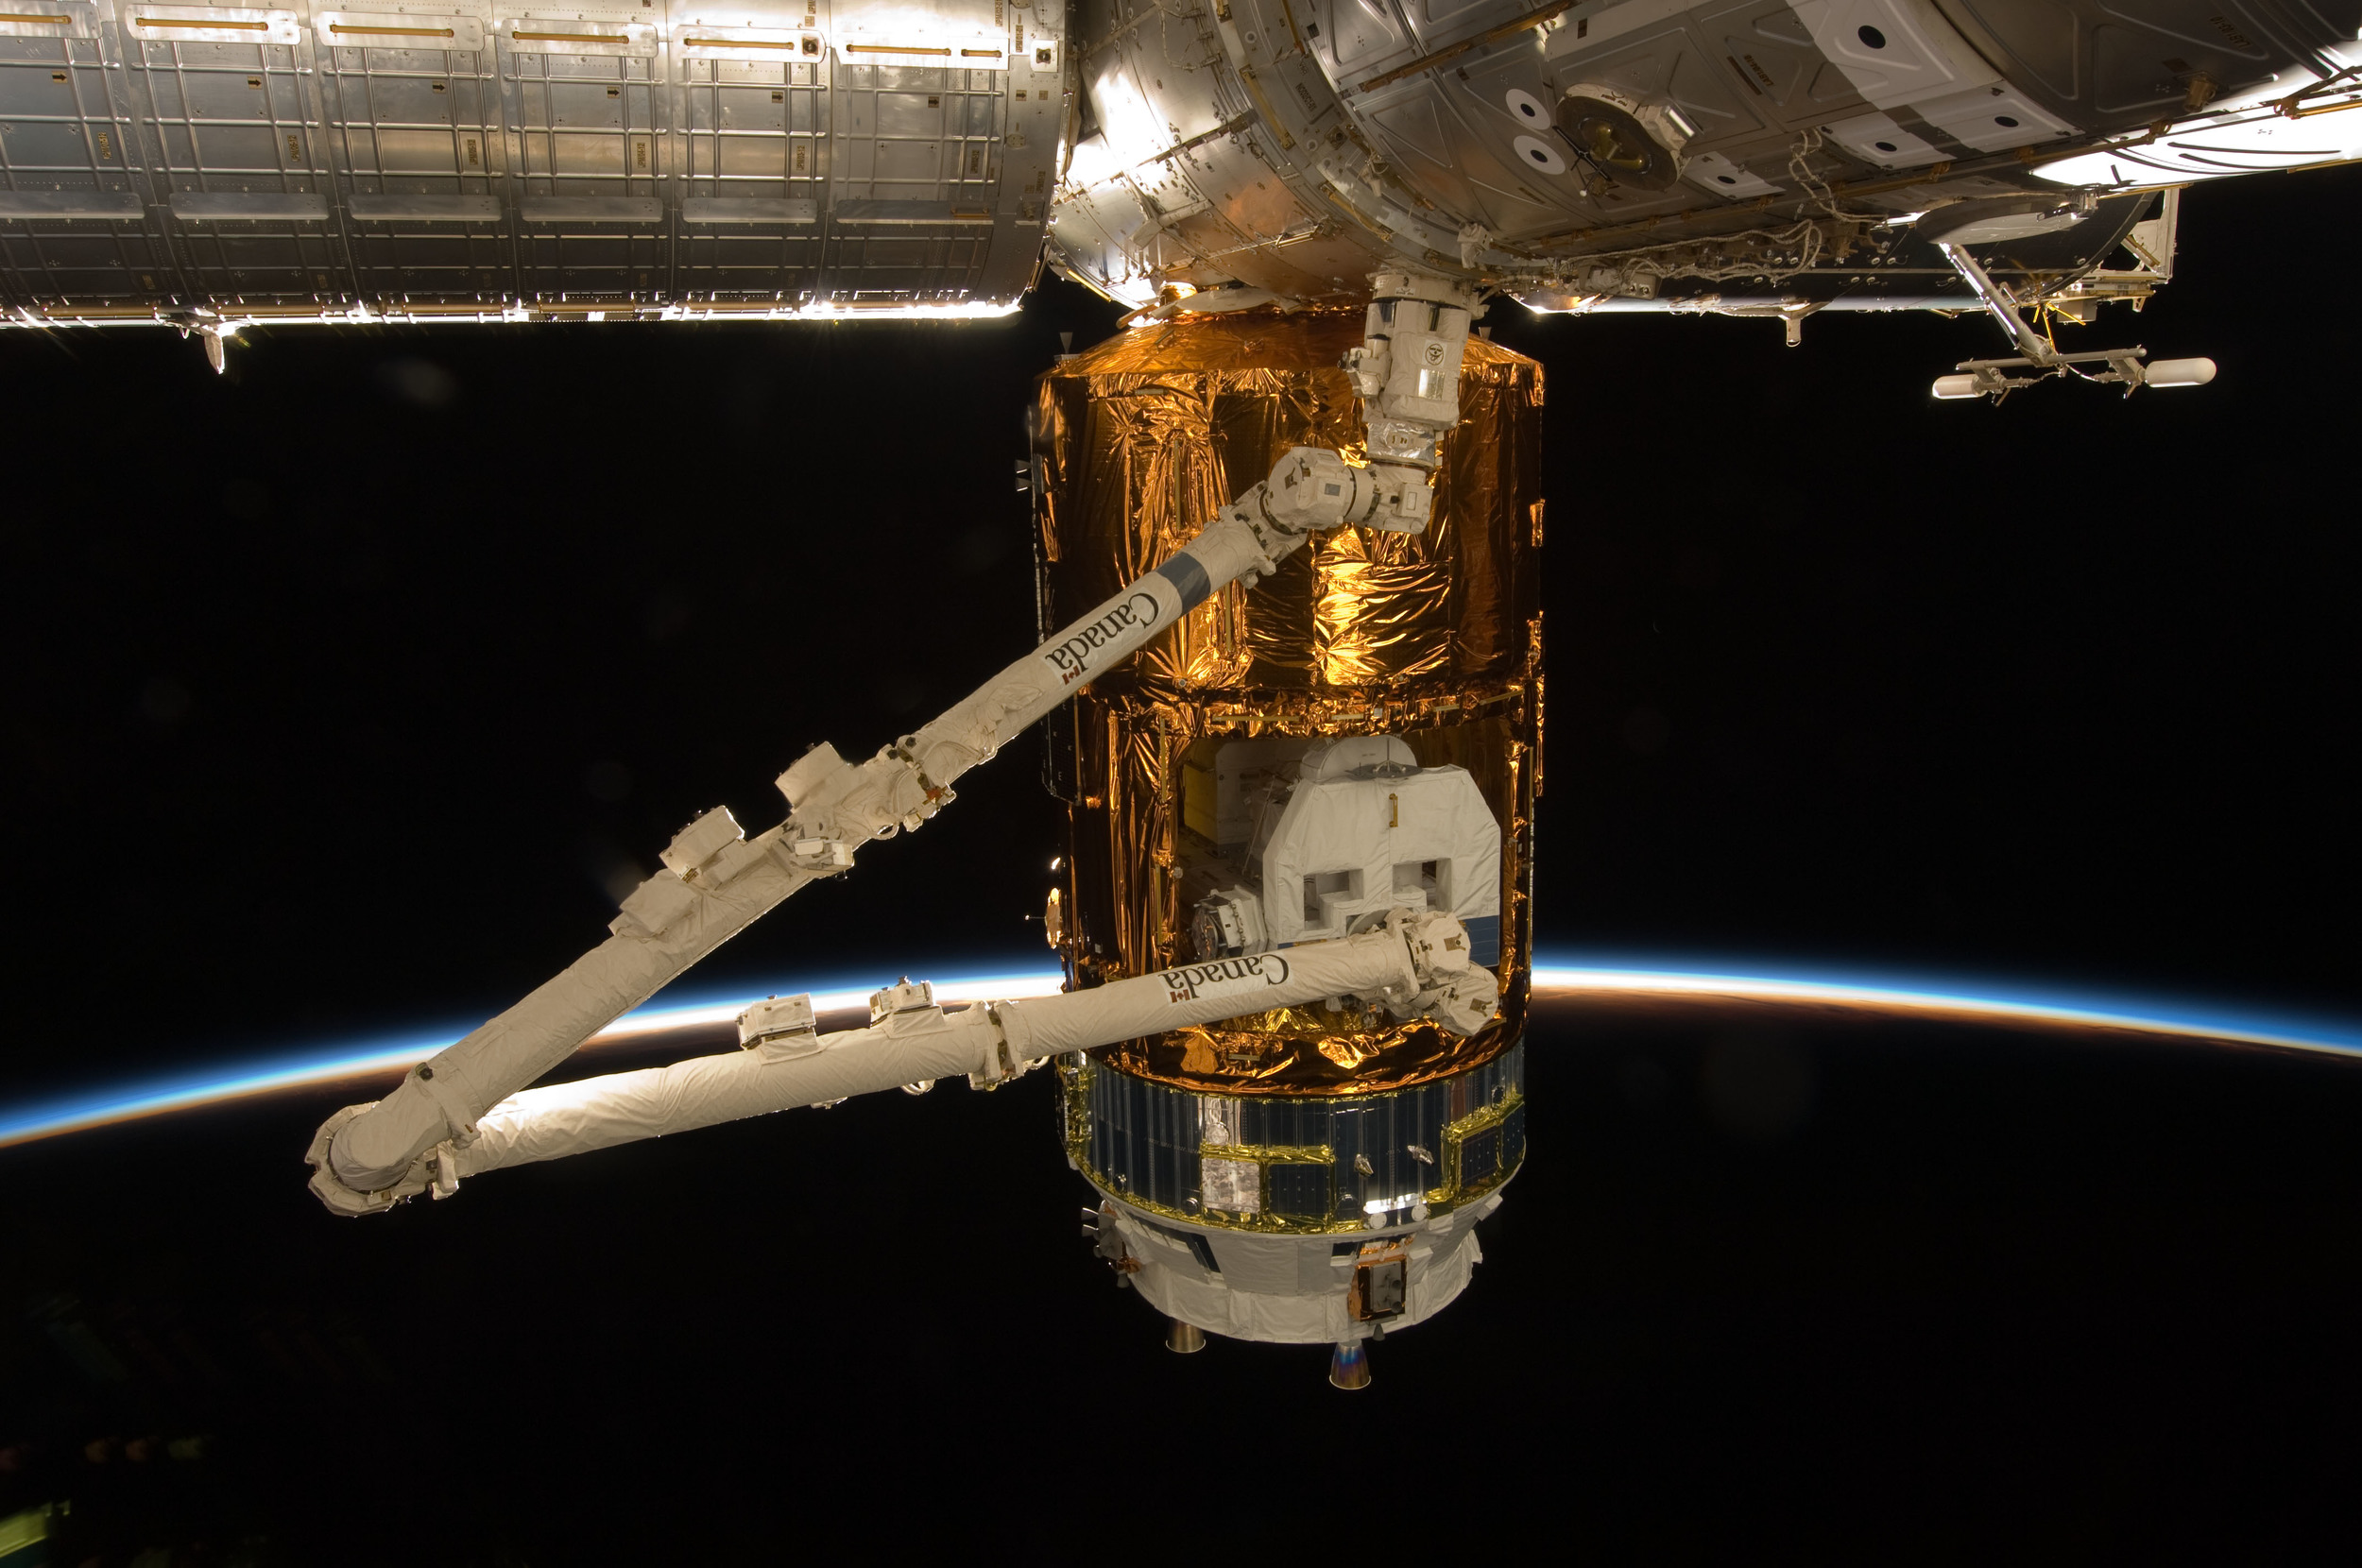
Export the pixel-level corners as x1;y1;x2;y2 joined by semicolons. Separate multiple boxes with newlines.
172;315;238;374
1930;237;2214;402
1938;348;2146;402
1934;240;2056;365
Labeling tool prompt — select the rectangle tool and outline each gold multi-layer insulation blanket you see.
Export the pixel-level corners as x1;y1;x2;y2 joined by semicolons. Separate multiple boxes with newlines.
1035;307;1544;1096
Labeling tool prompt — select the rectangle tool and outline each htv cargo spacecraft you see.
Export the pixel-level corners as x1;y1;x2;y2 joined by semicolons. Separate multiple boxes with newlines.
308;274;1538;1386
15;0;2343;1380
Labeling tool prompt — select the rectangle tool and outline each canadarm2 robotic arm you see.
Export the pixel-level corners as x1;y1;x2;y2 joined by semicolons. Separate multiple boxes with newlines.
309;270;1481;1214
311;909;1497;1208
312;450;1421;1210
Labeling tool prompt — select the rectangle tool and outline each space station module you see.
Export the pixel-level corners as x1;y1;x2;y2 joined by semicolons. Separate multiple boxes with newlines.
2;0;2355;400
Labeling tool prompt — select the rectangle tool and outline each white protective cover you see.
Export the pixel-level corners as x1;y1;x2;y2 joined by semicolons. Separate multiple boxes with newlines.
1109;1193;1505;1344
456;1010;1000;1176
997;923;1416;1059
1258;765;1501;950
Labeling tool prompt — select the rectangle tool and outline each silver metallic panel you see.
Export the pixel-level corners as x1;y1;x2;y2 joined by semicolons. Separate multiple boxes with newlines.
519;192;658;218
169;189;327;215
833;194;987;222
0;187;138;214
124;8;305;47
497;16;657;57
0;3;97;41
680;193;812;219
0;0;1063;318
314;9;487;50
348;191;498;216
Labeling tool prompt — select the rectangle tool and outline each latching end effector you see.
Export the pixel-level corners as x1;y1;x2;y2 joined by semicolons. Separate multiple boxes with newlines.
306;1102;459;1216
773;738;950;866
1341;270;1481;534
1255;447;1386;540
1382;907;1501;1037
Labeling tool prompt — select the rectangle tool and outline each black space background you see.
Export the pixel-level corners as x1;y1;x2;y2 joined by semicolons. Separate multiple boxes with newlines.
1;165;2358;1561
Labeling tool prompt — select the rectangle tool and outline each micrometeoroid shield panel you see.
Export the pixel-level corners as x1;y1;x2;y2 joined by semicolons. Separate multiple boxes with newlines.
1032;309;1543;1099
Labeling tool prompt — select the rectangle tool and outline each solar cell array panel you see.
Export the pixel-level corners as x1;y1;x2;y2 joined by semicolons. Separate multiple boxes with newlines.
1075;1041;1526;1235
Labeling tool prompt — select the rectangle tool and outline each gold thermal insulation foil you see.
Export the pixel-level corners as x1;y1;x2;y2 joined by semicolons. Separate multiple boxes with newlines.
1034;307;1544;1096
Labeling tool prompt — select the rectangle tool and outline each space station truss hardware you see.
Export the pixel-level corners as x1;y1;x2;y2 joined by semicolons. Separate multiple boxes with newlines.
1930;345;2217;403
306;907;1497;1212
0;0;1079;328
4;0;2358;358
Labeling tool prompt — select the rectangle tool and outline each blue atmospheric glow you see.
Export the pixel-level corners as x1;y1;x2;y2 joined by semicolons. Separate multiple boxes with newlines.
0;1021;482;1146
1526;954;2362;1057
0;960;1043;1149
2;949;2359;1150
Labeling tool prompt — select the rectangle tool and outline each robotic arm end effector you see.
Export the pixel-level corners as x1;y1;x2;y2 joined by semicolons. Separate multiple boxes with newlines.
1341;269;1483;535
305;1101;458;1217
1403;964;1502;1037
1256;447;1383;537
1384;907;1501;1038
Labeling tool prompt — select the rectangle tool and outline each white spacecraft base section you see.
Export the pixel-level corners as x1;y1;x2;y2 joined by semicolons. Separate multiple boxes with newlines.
316;909;1495;1202
1105;1190;1508;1346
